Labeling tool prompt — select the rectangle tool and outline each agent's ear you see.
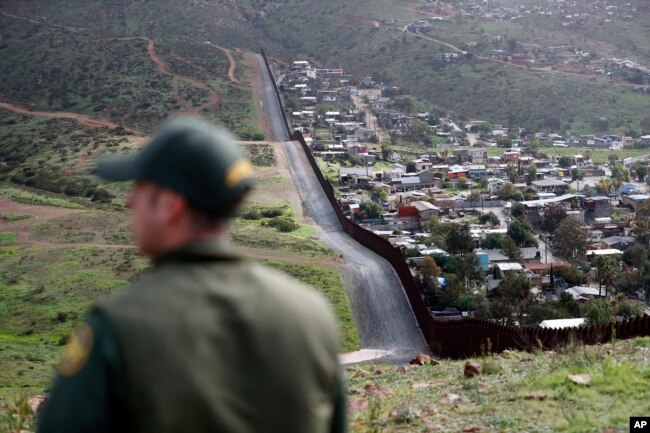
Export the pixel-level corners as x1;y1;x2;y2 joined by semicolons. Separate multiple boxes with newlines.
159;188;189;226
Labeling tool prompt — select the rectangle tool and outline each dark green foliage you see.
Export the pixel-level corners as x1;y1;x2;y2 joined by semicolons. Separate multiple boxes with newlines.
481;233;504;249
478;211;500;226
263;217;299;232
445;223;473;255
507;220;537;247
558;156;573;168
360;201;382;219
541;204;567;233
584;299;614;326
554;265;589;286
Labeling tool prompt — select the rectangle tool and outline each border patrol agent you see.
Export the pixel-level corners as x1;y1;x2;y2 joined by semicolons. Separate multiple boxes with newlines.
38;117;346;433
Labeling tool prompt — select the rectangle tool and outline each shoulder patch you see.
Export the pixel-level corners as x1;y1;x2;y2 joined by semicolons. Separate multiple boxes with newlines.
58;322;94;377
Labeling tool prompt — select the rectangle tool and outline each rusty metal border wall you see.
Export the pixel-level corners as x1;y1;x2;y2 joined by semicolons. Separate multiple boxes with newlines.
259;51;650;359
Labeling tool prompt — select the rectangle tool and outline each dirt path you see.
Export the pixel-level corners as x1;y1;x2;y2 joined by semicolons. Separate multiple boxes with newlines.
352;92;388;142
0;102;139;132
208;44;239;84
117;37;220;115
0;200;84;242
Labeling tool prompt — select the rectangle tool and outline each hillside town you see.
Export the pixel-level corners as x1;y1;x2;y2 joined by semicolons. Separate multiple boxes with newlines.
281;57;650;326
386;1;650;87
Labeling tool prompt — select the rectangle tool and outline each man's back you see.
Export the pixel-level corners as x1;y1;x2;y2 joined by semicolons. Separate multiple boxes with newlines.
97;243;342;433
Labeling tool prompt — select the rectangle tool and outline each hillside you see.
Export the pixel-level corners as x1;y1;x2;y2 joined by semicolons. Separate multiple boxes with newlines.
0;0;267;51
4;337;649;431
0;0;360;400
346;337;650;432
248;0;650;134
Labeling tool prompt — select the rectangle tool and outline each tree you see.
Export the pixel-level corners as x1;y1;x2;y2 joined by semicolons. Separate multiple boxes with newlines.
445;223;473;255
418;256;442;301
611;163;630;189
481;233;504;249
490;272;532;325
571;168;584;182
617;301;644;319
623;244;648;269
478;211;500;227
405;160;416;173
507;220;538;247
634;201;650;244
359;201;382;219
542;204;567;233
558;156;573;168
458;177;469;189
593;255;618;296
511;202;524;218
380;143;390;160
505;163;518;182
553;217;589;259
501;236;523;262
584;299;614;326
595;177;613;197
497;182;515;199
371;187;388;202
556;291;581;317
526;164;537;185
635;163;647;182
555;265;589;286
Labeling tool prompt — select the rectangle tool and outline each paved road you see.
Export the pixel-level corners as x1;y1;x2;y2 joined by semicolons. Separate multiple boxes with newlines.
256;55;290;142
255;54;427;354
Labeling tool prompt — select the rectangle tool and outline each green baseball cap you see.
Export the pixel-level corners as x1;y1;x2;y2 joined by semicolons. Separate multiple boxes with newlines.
96;117;254;216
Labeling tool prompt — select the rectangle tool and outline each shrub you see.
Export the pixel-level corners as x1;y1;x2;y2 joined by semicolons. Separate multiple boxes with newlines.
617;301;644;319
585;299;614;326
264;217;299;232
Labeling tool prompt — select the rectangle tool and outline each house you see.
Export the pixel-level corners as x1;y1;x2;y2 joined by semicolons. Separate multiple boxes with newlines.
601;236;635;251
414;158;433;172
412;200;440;220
582;196;611;222
476;249;509;264
495;262;524;278
486;177;506;194
339;167;374;184
531;179;569;194
539;318;586;329
564;286;604;301
468;164;487;180
447;165;468;180
585;249;623;262
521;247;543;264
621;194;650;211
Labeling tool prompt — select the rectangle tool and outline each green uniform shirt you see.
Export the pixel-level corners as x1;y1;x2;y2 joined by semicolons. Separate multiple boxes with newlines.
38;240;346;433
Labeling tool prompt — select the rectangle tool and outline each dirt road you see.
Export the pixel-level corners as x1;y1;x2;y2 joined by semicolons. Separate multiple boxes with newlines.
0;102;138;132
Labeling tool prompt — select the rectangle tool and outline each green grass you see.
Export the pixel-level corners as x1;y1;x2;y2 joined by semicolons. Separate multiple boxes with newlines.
0;244;148;397
231;218;333;258
262;259;360;352
0;233;19;244
8;190;84;209
0;212;31;222
347;337;650;432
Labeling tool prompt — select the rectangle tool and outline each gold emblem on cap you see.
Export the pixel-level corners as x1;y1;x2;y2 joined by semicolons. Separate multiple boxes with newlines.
225;159;254;188
58;323;94;377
